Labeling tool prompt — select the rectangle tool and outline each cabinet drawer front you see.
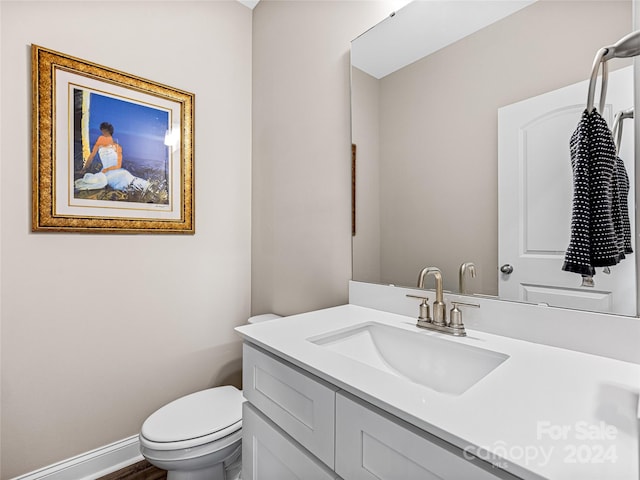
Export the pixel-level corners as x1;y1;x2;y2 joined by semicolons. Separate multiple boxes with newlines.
243;343;337;468
243;403;339;480
336;392;516;480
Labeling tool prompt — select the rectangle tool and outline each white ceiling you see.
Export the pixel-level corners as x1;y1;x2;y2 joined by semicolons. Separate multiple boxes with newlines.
351;0;536;79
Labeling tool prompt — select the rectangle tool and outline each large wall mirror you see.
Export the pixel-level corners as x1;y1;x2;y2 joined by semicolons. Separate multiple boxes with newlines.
351;0;639;316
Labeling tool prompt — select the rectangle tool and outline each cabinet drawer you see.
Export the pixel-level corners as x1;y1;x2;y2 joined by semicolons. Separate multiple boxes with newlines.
335;392;518;480
242;403;339;480
243;343;338;468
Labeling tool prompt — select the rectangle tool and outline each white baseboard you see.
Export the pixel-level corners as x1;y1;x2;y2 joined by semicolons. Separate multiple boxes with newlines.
11;435;143;480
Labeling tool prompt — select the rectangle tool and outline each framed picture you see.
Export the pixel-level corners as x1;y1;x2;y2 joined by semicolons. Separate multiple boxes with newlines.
352;143;356;237
32;45;195;233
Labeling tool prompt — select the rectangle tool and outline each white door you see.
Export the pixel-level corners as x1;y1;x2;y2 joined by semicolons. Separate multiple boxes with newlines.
498;66;635;316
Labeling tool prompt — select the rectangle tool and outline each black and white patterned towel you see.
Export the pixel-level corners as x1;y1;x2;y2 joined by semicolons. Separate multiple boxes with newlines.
562;109;632;276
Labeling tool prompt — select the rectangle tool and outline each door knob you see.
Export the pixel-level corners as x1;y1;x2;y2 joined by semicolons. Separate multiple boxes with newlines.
500;264;514;274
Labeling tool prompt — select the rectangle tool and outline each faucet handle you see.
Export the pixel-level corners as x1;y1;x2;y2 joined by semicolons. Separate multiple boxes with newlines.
406;294;429;300
449;301;480;330
406;294;431;323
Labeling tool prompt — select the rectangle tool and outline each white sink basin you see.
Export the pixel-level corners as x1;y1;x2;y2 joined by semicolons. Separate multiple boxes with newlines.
309;322;509;395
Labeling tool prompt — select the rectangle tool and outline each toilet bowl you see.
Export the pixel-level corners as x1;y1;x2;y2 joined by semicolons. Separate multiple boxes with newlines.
139;314;281;480
140;386;243;480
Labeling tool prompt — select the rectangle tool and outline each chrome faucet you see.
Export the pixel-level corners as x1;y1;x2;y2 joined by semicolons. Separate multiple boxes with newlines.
459;262;477;294
407;266;479;337
417;266;446;326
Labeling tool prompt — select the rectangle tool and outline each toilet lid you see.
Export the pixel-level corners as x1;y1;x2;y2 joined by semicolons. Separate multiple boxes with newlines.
141;386;243;443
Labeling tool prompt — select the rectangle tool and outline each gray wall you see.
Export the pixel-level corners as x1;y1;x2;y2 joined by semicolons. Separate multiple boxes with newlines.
251;0;391;315
0;2;252;477
352;67;382;284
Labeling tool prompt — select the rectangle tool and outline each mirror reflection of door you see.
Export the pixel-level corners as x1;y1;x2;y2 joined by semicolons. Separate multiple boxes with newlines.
498;66;635;315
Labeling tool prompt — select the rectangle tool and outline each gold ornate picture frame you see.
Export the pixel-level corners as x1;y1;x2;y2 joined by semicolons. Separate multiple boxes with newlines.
32;45;195;233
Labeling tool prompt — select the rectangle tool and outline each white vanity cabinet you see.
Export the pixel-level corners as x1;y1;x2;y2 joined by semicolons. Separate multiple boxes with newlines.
242;342;519;480
242;343;338;467
335;391;518;480
242;402;339;480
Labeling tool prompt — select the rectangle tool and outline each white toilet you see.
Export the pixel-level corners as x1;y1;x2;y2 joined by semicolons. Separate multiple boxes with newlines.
139;314;281;480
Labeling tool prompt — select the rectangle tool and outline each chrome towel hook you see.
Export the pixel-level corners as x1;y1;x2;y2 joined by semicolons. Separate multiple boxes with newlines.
612;107;634;154
586;30;640;113
586;48;608;114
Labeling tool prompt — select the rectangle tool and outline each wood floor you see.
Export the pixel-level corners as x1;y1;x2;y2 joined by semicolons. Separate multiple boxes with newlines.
96;460;167;480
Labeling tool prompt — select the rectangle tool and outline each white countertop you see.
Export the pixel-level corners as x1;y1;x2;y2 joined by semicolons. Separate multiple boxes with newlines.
235;304;640;480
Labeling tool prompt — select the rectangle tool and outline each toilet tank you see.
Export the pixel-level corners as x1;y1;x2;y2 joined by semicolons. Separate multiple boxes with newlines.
248;314;282;324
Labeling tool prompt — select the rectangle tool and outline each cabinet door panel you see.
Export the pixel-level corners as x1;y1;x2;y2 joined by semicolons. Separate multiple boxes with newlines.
243;343;338;468
242;403;338;480
335;392;518;480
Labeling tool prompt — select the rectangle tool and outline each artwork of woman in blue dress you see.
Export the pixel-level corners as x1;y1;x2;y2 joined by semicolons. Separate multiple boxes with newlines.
73;89;170;205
